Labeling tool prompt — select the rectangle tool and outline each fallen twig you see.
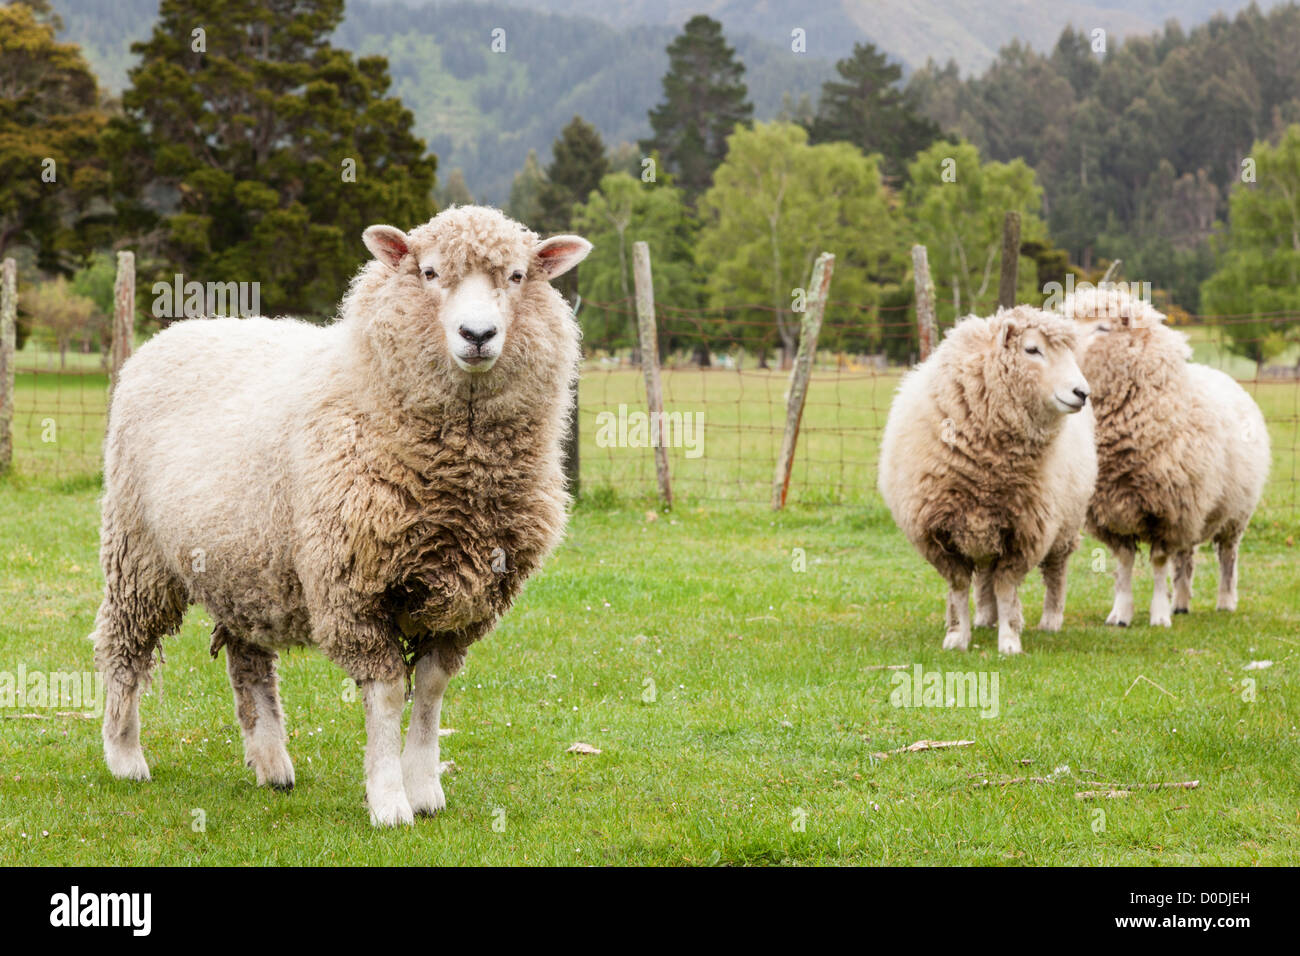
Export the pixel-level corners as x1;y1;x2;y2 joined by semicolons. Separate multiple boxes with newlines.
872;739;974;759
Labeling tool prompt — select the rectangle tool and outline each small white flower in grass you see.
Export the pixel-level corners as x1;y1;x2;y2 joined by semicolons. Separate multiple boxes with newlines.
1244;660;1273;670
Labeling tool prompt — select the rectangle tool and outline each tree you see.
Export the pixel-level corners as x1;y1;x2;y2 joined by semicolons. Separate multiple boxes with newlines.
641;15;752;207
536;115;608;234
0;1;110;268
26;275;99;369
1201;124;1300;371
506;148;546;227
102;0;436;321
903;139;1045;325
808;43;943;182
435;169;473;208
571;172;697;359
697;122;897;368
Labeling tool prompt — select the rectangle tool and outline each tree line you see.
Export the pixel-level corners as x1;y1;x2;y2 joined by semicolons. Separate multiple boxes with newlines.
3;1;1299;370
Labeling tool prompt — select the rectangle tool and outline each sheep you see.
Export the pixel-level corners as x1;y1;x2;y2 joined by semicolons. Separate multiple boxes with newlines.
1059;286;1270;626
878;306;1097;654
90;205;591;826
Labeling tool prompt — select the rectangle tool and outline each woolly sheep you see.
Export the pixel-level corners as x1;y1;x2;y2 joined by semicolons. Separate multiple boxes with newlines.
1060;286;1270;626
878;306;1098;654
91;205;591;826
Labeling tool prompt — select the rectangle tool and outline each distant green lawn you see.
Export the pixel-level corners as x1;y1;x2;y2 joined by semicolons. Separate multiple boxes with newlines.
1;479;1297;865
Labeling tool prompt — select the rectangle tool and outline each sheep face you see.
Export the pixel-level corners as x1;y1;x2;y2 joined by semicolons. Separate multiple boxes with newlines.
1077;314;1192;403
990;310;1091;420
360;207;590;383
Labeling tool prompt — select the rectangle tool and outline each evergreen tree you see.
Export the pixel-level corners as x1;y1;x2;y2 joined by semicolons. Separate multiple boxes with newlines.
102;0;436;320
506;148;546;226
537;115;608;234
0;1;110;268
641;15;752;206
808;43;942;181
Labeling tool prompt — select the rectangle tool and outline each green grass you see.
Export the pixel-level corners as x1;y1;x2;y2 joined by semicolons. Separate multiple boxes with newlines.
2;479;1297;866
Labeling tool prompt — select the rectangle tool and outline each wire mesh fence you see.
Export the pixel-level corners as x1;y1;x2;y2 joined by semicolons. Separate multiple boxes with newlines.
2;266;1298;519
575;299;1300;515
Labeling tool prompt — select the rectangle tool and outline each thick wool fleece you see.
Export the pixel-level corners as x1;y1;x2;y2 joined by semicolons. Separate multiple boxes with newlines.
91;205;580;689
878;306;1096;613
1066;292;1270;560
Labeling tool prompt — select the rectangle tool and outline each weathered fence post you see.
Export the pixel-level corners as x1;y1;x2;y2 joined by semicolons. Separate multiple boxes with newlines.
0;258;15;474
563;294;581;499
111;250;135;395
632;241;671;509
1099;258;1122;285
911;244;937;361
772;252;835;511
998;211;1020;310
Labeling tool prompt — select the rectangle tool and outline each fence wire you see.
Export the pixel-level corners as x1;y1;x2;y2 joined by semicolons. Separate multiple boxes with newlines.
4;302;1298;518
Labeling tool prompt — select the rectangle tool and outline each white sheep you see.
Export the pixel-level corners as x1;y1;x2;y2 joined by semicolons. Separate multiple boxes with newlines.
91;205;591;826
878;306;1098;654
1060;286;1271;626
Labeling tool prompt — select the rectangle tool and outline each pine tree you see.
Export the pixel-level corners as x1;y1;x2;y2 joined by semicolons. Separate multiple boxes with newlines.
506;149;546;226
0;1;109;268
641;15;752;206
808;43;942;181
102;0;436;320
537;116;608;234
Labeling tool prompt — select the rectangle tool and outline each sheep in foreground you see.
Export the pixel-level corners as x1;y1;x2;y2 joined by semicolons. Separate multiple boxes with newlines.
91;205;590;826
878;306;1097;654
1060;286;1270;626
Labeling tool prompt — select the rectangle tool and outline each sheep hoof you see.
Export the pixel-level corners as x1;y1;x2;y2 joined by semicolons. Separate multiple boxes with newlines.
1037;612;1063;632
105;744;151;782
368;792;415;828
997;631;1023;655
408;777;447;817
941;630;970;651
1150;613;1172;628
1104;611;1130;627
248;742;296;790
1173;607;1189;615
1217;597;1237;612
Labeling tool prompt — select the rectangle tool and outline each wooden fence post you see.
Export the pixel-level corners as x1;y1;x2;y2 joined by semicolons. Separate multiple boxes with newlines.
632;241;671;509
998;211;1020;310
772;252;835;510
911;245;937;361
563;294;581;499
0;258;15;474
111;251;135;395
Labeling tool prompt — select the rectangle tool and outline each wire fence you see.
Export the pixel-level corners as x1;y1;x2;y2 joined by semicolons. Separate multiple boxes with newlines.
2;267;1298;519
575;297;1300;515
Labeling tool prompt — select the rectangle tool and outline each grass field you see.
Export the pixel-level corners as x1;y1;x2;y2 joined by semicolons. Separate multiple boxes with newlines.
2;343;1298;865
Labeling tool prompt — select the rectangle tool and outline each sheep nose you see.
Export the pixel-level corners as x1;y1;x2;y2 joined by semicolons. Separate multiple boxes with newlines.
1073;385;1090;402
459;325;497;348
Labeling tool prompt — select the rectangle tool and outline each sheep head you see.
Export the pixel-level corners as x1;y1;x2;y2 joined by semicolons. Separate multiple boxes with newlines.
984;306;1091;421
352;205;590;410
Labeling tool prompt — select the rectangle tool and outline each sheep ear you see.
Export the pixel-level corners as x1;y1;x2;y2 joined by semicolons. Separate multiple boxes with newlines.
363;225;410;270
533;235;592;279
997;318;1018;348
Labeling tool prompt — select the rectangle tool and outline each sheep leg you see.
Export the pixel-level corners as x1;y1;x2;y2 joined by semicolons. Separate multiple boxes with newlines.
224;629;295;790
972;568;998;627
92;540;185;782
363;678;414;827
993;574;1026;655
1149;550;1173;627
1172;549;1195;614
1037;548;1070;632
941;575;972;651
1105;544;1135;627
402;654;453;816
1215;531;1242;611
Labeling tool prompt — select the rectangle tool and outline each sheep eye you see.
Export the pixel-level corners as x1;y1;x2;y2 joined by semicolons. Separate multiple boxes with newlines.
509;270;524;284
1025;345;1042;356
1095;324;1110;333
422;267;438;280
